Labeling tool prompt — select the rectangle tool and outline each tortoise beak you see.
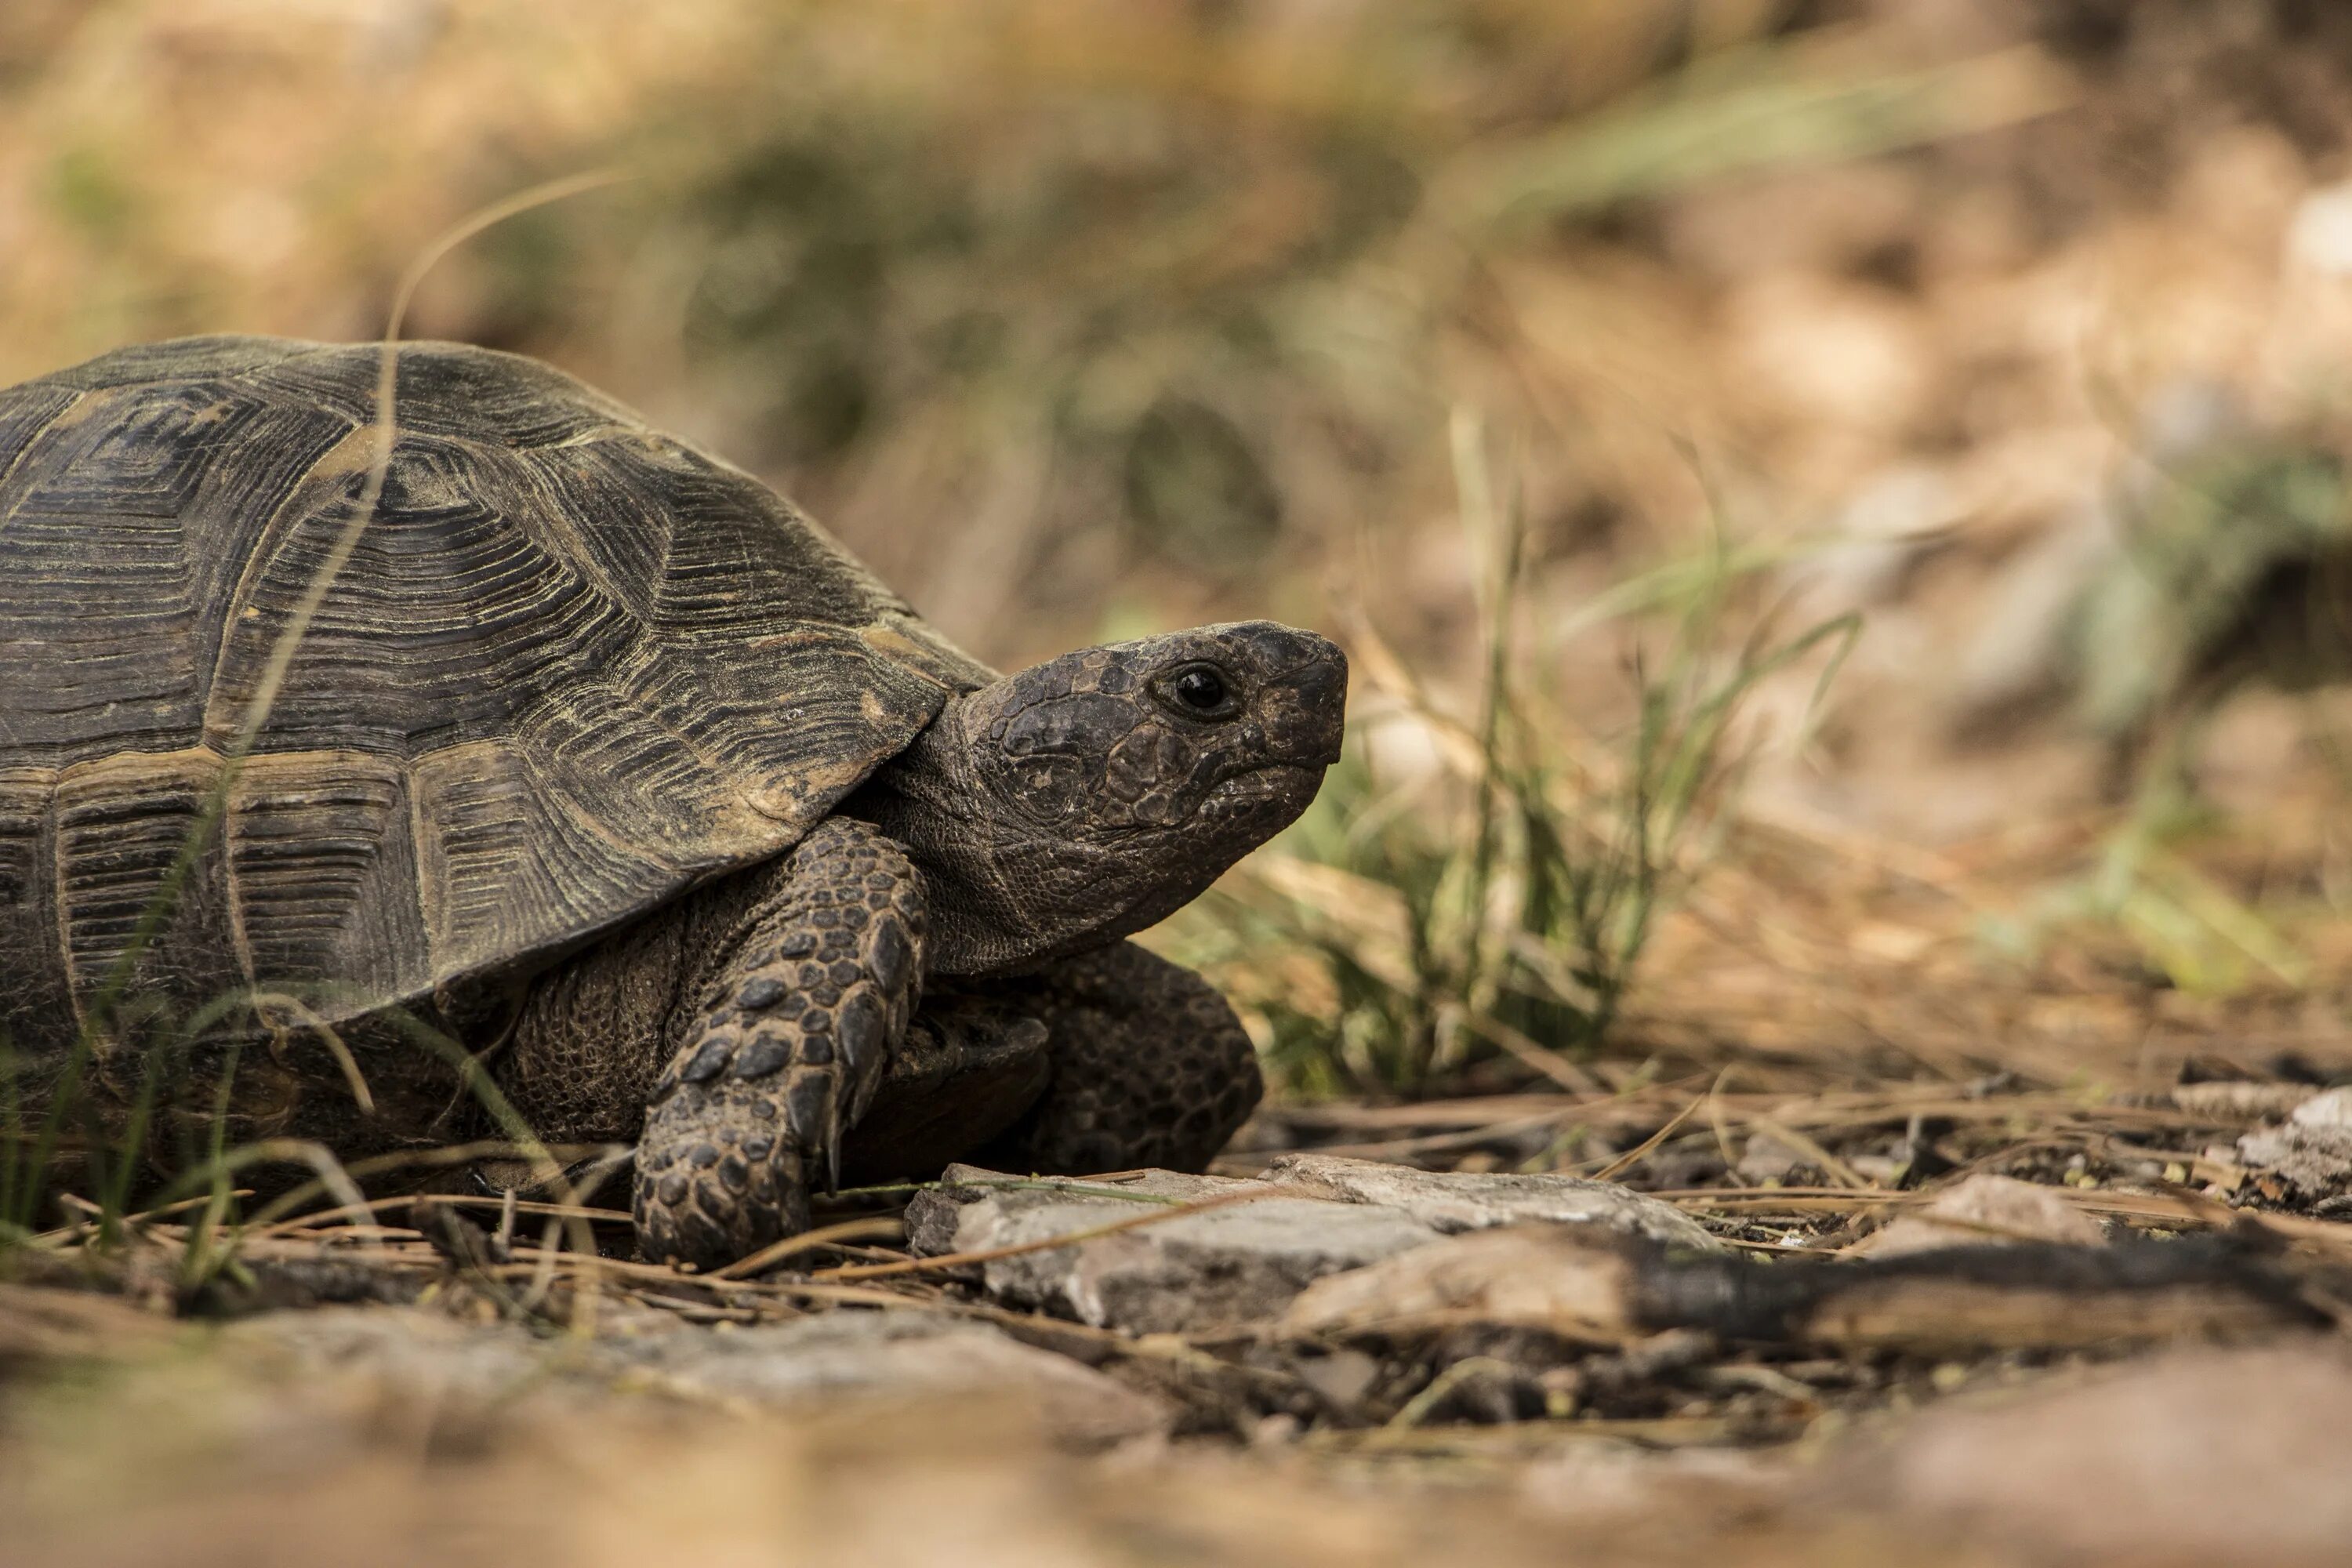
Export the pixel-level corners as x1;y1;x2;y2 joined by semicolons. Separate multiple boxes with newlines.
1227;622;1348;769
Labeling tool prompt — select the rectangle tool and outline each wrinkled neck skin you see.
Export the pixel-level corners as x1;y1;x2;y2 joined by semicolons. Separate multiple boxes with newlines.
845;707;1183;977
842;710;1073;973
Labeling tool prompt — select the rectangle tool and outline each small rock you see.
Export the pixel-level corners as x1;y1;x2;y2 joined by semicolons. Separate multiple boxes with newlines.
1842;1152;1911;1185
1849;1174;2106;1258
1250;1412;1301;1447
909;1164;1443;1333
1258;1153;1726;1252
2289;1087;2352;1129
1733;1132;1817;1186
1282;1225;1640;1340
2236;1094;2352;1200
1290;1347;1382;1410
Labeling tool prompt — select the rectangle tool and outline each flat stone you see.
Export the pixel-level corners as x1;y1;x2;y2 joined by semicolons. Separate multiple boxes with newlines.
615;1312;1167;1450
216;1303;1166;1450
1849;1174;2107;1258
908;1164;1443;1333
903;1164;1262;1255
216;1305;550;1399
1283;1224;1642;1339
1258;1153;1726;1252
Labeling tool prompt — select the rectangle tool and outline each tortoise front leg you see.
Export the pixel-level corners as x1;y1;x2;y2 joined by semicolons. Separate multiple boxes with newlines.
633;818;926;1269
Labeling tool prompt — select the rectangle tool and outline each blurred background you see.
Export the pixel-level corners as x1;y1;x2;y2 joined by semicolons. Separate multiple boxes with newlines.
13;0;2352;1094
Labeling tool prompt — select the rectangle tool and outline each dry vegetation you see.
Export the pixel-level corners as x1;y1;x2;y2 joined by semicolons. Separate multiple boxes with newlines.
15;2;2352;1564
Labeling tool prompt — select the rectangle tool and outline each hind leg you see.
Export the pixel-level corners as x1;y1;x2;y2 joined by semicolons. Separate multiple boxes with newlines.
822;941;1258;1189
836;996;1051;1185
971;941;1262;1176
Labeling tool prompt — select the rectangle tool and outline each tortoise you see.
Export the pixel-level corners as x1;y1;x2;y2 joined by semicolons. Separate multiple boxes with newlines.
0;336;1345;1269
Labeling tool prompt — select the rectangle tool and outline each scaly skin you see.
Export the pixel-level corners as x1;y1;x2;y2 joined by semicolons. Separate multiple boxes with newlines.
503;622;1344;1269
630;820;925;1269
836;940;1260;1184
974;941;1261;1175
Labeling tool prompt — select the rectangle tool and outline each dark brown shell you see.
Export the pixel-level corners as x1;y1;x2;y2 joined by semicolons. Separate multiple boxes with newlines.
0;336;989;1053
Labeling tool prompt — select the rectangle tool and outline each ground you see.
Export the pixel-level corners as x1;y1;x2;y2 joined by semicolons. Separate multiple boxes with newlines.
12;3;2352;1563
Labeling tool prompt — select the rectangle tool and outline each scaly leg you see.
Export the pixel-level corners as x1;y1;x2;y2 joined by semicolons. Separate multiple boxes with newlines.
631;818;925;1269
972;940;1261;1176
836;996;1051;1186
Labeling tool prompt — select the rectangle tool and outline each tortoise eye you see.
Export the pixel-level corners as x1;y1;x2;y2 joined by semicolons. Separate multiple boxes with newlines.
1164;662;1237;718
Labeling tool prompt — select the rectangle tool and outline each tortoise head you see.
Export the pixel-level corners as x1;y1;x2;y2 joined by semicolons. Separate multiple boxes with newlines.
851;621;1347;975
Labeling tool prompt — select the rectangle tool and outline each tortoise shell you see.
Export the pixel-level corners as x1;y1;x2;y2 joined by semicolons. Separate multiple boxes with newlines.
0;336;990;1054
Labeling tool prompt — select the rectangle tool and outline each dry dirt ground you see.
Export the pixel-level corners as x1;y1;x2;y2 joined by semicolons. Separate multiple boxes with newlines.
13;925;2352;1568
15;5;2352;1563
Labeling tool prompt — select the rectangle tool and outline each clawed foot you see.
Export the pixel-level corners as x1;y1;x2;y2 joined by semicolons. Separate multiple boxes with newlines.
633;819;924;1269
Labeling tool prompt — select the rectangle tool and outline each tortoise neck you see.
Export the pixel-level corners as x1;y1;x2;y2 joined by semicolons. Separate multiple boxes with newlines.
845;706;1019;975
844;697;1139;978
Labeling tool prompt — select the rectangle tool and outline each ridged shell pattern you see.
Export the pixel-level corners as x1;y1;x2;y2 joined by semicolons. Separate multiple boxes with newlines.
0;336;989;1054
